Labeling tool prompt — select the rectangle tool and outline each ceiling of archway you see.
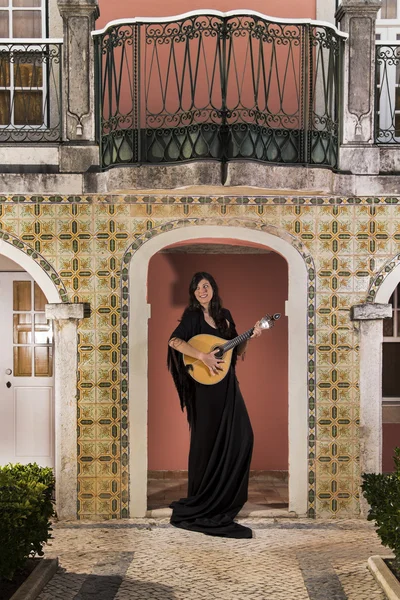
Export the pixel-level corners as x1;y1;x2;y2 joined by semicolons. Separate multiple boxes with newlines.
161;244;271;254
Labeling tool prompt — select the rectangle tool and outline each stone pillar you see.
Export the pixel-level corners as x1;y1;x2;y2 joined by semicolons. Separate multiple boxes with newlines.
46;303;86;520
350;302;391;515
336;0;382;174
57;0;100;173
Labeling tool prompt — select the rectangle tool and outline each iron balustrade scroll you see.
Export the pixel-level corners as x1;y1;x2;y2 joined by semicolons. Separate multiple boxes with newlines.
376;42;400;144
0;40;62;143
93;11;345;170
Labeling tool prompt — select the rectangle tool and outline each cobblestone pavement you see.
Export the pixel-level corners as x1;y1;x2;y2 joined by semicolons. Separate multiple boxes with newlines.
38;518;388;600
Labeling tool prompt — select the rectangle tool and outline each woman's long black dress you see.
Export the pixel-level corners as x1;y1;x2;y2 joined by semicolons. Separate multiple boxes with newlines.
167;308;254;539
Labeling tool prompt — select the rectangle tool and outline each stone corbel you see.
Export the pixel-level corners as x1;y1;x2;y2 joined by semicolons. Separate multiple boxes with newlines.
45;302;86;520
350;301;391;515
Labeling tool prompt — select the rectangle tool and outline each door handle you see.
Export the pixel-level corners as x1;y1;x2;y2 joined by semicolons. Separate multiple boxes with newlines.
5;369;12;375
6;381;11;388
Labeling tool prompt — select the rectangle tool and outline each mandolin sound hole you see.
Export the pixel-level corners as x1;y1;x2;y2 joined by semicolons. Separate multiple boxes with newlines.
212;346;224;359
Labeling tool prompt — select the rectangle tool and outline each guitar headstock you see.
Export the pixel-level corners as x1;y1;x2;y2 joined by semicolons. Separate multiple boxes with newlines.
259;313;281;330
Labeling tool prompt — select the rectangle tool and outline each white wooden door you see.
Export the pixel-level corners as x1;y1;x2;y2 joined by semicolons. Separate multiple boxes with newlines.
0;273;54;468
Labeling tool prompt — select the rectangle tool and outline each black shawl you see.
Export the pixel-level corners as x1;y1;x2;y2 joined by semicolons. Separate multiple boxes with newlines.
167;308;238;427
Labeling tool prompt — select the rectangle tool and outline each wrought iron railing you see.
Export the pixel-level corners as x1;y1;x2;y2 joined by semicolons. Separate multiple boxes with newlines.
93;11;346;170
0;39;62;143
376;42;400;144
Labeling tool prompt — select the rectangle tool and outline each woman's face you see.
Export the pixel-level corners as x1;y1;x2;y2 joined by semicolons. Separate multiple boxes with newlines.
194;278;213;308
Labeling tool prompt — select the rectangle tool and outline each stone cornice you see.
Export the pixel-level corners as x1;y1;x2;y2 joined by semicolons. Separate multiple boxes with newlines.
336;0;382;21
57;0;99;19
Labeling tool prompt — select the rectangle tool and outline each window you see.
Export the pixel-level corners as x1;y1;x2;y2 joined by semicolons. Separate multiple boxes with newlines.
0;0;43;39
0;0;46;129
376;31;400;142
383;284;400;400
381;0;398;19
13;280;53;377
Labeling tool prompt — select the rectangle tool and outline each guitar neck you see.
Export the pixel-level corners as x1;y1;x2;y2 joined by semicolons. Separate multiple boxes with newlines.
221;328;254;353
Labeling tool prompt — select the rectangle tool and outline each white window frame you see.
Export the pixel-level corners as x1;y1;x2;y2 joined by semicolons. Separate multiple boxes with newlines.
376;0;400;144
0;0;46;40
377;0;400;37
383;284;400;403
0;0;47;130
377;0;400;24
13;279;53;378
316;0;336;25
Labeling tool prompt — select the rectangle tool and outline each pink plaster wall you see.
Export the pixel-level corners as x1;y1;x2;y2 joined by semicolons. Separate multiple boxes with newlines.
97;2;316;136
97;1;316;27
147;245;288;471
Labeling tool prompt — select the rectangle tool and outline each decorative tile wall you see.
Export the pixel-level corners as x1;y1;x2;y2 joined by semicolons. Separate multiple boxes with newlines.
1;194;399;519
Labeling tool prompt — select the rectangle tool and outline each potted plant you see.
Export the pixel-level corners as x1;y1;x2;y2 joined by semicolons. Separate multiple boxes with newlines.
0;463;58;599
362;447;400;597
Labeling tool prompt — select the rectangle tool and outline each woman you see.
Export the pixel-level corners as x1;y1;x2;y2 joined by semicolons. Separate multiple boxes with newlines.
167;272;262;539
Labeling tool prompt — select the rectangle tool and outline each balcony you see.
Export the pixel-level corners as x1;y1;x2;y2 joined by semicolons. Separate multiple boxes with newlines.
2;2;400;196
93;11;345;172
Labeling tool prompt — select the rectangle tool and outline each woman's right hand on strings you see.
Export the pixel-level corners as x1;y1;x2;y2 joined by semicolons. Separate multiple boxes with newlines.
200;350;224;376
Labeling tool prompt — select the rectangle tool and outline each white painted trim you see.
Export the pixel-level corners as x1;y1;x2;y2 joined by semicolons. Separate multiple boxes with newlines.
377;19;400;27
0;38;63;44
0;239;60;304
316;0;336;26
375;267;400;303
93;10;348;39
128;225;309;518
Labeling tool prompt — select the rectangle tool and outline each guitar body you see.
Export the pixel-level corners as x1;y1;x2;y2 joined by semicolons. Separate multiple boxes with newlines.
183;334;234;385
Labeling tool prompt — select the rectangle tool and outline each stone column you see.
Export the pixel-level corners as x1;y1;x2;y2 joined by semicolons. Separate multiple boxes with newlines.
57;0;100;173
350;302;391;515
336;0;382;174
46;303;86;520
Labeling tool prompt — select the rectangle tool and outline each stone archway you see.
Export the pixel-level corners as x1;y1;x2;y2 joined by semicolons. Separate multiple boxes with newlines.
0;236;64;303
127;224;310;517
351;256;400;513
0;234;83;519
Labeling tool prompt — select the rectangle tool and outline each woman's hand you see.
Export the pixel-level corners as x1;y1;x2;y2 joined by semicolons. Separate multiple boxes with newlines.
250;321;263;339
201;349;225;376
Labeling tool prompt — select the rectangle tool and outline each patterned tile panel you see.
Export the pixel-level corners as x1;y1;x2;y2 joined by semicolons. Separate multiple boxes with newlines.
1;194;400;518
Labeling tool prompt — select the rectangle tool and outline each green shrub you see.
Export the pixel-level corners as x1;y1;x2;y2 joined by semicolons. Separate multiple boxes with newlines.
362;447;400;564
0;463;55;580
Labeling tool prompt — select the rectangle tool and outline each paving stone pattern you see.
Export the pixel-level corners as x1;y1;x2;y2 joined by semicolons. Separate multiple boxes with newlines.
37;519;389;600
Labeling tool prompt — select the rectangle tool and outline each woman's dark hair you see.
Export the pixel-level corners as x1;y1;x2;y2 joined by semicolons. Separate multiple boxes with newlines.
187;271;229;334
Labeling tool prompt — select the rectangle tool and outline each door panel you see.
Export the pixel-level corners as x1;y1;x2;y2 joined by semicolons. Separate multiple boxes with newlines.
15;386;52;458
0;272;54;468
